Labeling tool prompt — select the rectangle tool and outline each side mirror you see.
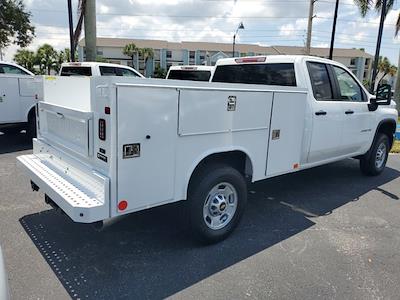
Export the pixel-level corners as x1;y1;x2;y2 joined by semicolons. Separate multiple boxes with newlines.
375;84;392;105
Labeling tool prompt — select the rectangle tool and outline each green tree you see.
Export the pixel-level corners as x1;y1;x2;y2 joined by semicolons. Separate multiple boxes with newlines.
354;0;400;98
13;49;35;72
36;44;57;75
123;43;138;68
0;0;35;52
153;65;166;78
139;47;154;77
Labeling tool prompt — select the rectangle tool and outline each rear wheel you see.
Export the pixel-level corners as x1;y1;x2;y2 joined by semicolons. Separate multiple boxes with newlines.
27;111;37;139
360;133;389;176
187;164;247;243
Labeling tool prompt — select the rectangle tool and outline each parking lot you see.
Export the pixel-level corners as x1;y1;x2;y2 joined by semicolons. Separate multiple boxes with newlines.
1;132;400;299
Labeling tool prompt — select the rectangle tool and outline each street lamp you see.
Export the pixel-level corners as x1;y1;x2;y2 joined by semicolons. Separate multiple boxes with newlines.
233;22;245;57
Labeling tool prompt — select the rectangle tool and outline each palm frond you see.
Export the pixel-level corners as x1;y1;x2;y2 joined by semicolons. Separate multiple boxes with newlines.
353;0;373;17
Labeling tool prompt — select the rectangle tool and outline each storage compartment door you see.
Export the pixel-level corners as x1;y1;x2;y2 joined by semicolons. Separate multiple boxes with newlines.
266;92;307;177
116;86;178;213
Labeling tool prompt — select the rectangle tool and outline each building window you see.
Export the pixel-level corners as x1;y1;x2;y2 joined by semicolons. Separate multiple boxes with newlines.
189;51;195;59
365;58;370;66
166;51;172;59
199;55;205;60
350;58;356;66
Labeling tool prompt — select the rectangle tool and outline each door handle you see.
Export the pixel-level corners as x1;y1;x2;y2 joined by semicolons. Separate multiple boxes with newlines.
345;110;354;115
315;110;327;116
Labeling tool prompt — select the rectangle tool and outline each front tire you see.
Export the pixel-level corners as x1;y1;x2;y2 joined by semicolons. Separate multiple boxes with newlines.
188;164;247;244
360;133;389;176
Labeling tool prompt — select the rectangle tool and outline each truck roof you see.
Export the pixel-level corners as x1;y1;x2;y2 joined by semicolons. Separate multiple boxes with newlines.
168;65;214;71
214;55;334;66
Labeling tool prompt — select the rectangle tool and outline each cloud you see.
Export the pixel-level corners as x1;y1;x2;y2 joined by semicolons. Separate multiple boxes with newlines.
2;0;399;64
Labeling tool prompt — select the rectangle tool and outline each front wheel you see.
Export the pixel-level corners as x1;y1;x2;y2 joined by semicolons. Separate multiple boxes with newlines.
360;133;390;176
187;164;247;244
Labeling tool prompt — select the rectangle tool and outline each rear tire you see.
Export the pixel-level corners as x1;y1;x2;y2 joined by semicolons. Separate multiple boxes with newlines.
187;164;247;244
360;133;389;176
27;112;37;139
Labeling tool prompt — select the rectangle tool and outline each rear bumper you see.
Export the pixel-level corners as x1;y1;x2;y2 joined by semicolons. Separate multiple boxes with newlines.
17;141;110;223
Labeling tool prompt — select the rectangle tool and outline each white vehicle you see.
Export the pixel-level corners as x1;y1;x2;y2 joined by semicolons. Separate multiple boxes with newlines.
0;246;9;300
0;61;41;136
17;56;397;243
166;65;213;81
59;62;144;78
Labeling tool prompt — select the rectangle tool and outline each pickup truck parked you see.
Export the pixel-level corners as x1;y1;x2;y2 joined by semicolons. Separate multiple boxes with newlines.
0;62;41;136
166;65;213;81
59;62;144;78
17;56;397;243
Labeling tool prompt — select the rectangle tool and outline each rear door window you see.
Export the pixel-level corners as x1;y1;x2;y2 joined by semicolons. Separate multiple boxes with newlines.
168;70;211;81
211;63;296;86
307;62;334;100
116;68;140;77
99;66;117;76
60;66;92;76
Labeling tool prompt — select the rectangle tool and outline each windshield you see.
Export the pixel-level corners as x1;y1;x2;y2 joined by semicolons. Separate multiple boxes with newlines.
167;70;211;81
60;66;92;76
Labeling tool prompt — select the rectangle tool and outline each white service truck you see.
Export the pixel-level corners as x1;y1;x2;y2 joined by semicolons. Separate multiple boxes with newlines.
17;56;398;243
0;62;41;136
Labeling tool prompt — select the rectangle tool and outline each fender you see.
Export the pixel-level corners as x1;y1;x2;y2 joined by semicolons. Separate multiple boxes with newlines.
362;118;397;160
182;146;255;199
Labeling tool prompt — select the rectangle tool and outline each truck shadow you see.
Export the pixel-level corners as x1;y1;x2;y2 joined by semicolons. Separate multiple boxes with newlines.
20;159;400;300
0;132;32;154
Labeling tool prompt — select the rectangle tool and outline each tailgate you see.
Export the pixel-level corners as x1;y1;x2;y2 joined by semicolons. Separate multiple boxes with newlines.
38;102;93;157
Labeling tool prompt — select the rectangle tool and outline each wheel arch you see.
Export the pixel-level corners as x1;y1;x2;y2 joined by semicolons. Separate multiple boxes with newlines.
375;118;396;148
184;148;254;199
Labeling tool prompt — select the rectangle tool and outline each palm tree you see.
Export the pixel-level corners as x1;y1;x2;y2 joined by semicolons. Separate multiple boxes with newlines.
123;43;138;68
36;44;57;75
354;0;399;34
139;47;154;77
13;49;36;73
354;0;400;97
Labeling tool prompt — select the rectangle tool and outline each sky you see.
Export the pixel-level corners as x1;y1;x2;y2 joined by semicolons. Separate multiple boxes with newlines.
3;0;400;64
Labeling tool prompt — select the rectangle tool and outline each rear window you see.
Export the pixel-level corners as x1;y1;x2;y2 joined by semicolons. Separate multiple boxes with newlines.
212;63;296;86
167;70;211;81
60;66;92;76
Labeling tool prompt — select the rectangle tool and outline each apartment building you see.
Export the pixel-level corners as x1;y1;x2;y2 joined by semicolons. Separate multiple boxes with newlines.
78;37;373;80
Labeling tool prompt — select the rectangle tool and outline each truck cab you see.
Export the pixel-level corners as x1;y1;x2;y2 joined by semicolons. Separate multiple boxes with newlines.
212;55;397;165
0;61;41;136
59;62;144;78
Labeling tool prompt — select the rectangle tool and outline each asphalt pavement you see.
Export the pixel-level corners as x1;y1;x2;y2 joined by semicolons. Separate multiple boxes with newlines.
1;131;400;300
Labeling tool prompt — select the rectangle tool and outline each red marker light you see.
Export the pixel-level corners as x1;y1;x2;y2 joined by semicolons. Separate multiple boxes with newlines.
118;200;128;211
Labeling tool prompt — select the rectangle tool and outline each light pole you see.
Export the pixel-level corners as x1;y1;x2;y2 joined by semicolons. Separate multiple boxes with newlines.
233;22;244;57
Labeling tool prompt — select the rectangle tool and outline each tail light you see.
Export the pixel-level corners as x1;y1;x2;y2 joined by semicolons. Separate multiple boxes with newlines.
98;119;106;141
235;57;266;64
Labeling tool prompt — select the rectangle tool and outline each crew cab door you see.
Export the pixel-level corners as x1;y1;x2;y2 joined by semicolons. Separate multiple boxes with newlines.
306;61;346;163
330;65;373;154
